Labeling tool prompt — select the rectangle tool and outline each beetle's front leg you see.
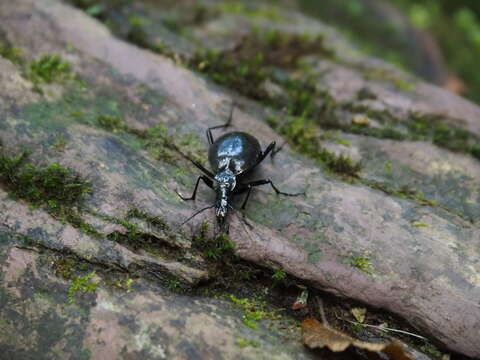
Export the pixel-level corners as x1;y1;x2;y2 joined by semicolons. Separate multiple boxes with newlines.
176;175;213;201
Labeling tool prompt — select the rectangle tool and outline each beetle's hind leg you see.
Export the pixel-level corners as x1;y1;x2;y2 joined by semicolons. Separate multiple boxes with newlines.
236;178;304;210
206;101;235;144
175;175;213;201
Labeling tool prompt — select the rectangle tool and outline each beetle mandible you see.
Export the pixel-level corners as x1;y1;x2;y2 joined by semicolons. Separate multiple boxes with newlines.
176;103;304;231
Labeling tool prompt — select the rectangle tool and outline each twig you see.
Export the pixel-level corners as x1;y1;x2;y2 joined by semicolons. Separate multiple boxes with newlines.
316;296;329;326
338;316;427;341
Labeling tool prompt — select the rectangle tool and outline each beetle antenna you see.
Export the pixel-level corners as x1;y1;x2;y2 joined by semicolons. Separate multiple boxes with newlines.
181;204;215;226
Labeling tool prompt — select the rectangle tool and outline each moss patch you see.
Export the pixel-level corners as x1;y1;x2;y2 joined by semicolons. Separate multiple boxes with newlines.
0;148;100;237
349;254;374;275
235;336;260;348
365;181;438;207
25;54;74;93
271;269;286;282
192;222;235;262
227;294;281;329
188;30;332;105
97;114;126;132
0;39;25;65
363;67;415;91
93;209;182;261
0;150;91;215
67;271;99;304
344;108;480;161
409;113;480;159
26;55;72;84
268;115;362;178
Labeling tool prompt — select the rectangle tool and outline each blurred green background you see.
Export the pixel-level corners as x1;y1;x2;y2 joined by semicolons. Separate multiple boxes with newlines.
301;0;480;104
70;0;480;105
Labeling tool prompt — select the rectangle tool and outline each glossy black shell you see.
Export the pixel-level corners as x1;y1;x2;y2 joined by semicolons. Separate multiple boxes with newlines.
208;131;262;175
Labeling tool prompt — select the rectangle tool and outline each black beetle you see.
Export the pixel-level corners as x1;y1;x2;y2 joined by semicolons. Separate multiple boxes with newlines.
176;104;303;230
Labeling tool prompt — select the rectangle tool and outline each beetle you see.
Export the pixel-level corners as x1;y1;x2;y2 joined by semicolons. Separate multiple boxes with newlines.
176;104;304;231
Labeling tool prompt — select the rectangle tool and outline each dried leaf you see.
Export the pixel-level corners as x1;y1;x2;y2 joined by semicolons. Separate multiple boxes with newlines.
302;318;413;360
351;307;366;323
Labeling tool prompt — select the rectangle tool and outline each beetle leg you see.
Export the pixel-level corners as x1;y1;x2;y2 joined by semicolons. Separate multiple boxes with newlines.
206;101;235;144
240;185;254;210
271;141;286;158
258;141;287;163
188;158;215;179
176;175;213;201
238;178;304;209
254;141;275;166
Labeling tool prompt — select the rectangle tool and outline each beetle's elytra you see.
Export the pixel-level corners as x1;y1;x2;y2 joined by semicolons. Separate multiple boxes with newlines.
176;103;304;231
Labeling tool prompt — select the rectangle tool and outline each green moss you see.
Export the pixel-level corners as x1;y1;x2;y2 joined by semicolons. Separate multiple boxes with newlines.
349;124;407;140
126;15;151;49
177;133;208;164
227;294;281;330
281;79;318;117
319;150;362;178
272;269;286;282
165;278;182;292
190;49;269;101
384;161;393;176
96;209;182;260
97;114;126;132
0;147;102;238
235;336;260;348
419;343;442;358
363;68;415;91
1;43;75;94
113;278;134;293
193;229;235;261
346;111;480;160
106;221;142;249
0;41;25;65
71;216;103;238
136;125;207;166
0;151;91;215
126;208;168;229
351;322;366;336
366;181;438;207
268;115;362;178
51;135;67;151
26;54;73;86
140;124;178;163
349;255;374;275
188;31;332;106
67;271;99;304
406;113;480;160
218;2;283;22
471;145;480;160
54;258;77;279
242;318;258;329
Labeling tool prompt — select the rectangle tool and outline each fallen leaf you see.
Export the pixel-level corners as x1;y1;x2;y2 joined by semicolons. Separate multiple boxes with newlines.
302;318;413;360
351;307;366;323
